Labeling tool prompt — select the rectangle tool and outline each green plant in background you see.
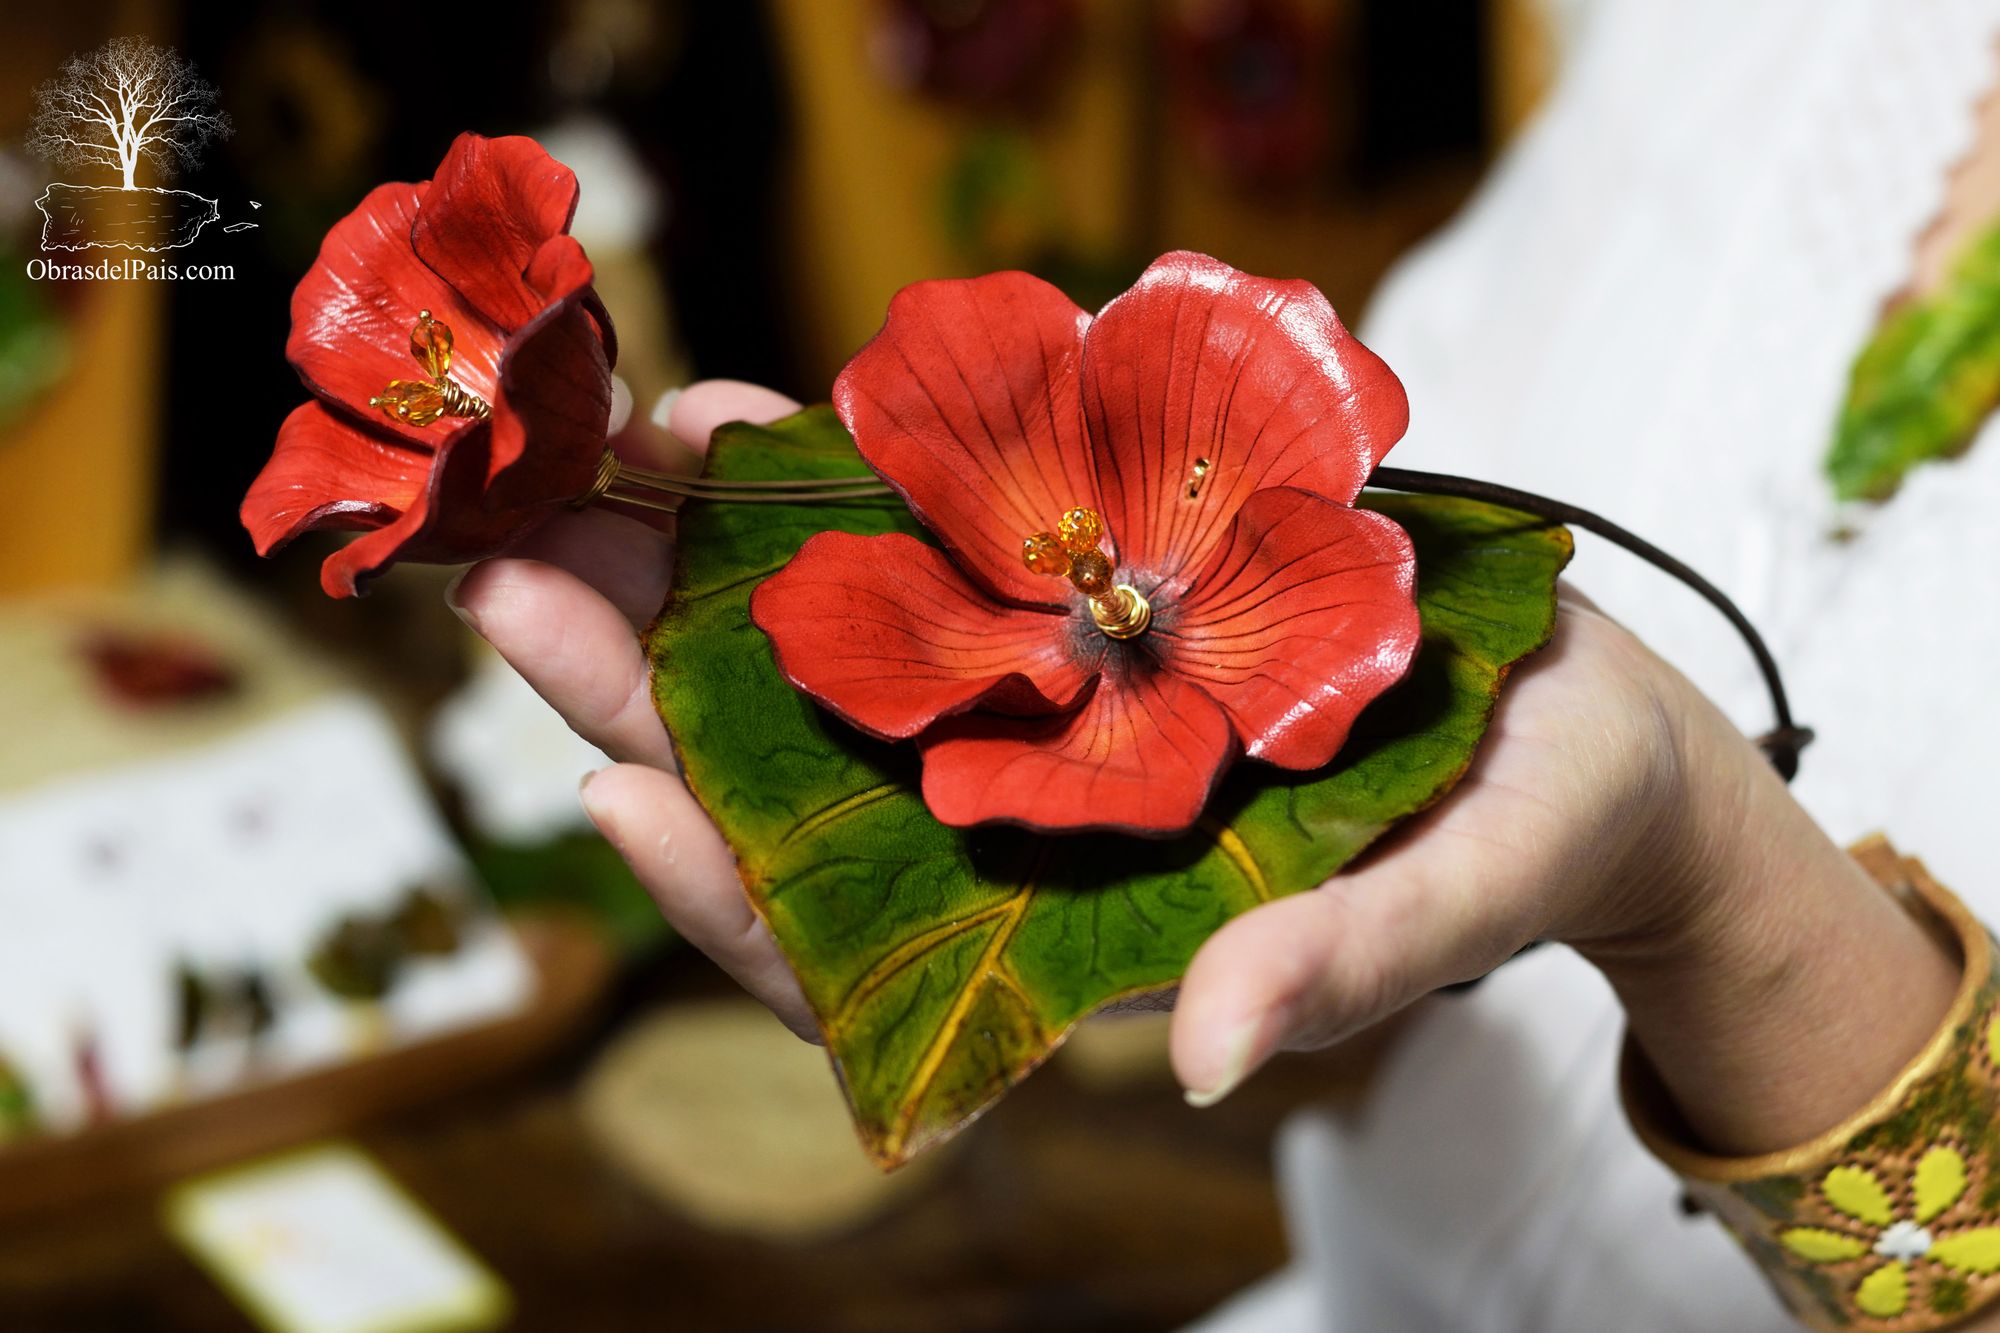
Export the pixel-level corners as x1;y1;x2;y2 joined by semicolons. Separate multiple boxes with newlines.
468;831;675;956
0;1055;36;1144
0;245;70;434
938;128;1143;314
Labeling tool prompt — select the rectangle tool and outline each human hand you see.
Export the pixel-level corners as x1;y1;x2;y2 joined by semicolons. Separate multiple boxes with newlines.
448;379;824;1040
1170;589;1958;1155
1169;590;1698;1099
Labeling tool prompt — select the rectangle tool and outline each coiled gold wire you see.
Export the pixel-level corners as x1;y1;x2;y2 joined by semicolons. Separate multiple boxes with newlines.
437;378;492;420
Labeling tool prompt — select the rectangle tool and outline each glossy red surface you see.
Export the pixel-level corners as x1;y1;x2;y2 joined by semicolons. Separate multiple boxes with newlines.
759;252;1420;833
751;530;1097;741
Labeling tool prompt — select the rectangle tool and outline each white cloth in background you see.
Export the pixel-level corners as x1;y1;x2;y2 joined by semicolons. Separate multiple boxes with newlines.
429;647;611;845
1194;1;2000;1328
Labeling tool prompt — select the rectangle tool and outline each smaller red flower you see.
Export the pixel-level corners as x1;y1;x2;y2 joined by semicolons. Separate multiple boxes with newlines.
752;252;1421;835
241;133;617;597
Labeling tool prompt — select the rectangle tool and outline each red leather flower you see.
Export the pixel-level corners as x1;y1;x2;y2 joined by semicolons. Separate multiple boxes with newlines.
240;133;616;597
751;251;1420;835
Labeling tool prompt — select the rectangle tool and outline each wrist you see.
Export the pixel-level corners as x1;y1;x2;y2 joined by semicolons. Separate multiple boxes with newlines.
1572;670;1961;1152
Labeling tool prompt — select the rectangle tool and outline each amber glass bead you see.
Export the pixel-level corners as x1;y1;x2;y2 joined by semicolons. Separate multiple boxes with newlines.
1022;531;1073;578
411;310;454;379
1068;549;1114;596
370;378;447;426
1057;506;1104;553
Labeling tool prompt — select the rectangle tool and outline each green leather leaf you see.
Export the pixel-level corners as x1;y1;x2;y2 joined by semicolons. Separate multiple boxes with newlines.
1827;220;2000;502
646;406;1572;1167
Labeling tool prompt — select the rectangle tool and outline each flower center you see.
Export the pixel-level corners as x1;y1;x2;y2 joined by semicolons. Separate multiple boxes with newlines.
1022;505;1152;640
368;310;492;427
1874;1219;1933;1262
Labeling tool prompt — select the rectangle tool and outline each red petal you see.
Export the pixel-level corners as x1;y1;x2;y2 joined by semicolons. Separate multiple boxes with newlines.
412;133;580;332
526;228;617;364
917;663;1234;834
750;530;1099;740
313;497;438;598
240;403;430;555
484;234;614;506
313;425;560;598
286;181;504;440
1156;488;1419;769
1079;251;1407;584
834;271;1097;610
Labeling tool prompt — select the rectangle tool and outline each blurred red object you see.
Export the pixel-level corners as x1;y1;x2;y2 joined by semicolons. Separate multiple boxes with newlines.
81;628;239;707
871;0;1080;113
1170;0;1339;191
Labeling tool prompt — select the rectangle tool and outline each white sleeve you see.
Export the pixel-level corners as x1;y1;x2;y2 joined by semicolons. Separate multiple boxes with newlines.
1277;950;1786;1331
1191;0;2000;1328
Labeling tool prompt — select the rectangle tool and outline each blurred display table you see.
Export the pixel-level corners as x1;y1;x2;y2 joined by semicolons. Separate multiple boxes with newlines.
0;951;1384;1332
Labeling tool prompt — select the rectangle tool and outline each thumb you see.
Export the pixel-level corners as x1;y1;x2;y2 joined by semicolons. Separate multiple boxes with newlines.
1169;838;1542;1107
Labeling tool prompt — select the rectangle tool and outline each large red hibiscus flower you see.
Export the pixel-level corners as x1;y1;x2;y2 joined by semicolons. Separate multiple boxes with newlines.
751;251;1420;835
241;133;616;597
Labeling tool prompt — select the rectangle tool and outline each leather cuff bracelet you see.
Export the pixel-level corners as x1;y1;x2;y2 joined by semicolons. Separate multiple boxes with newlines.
1623;836;2000;1330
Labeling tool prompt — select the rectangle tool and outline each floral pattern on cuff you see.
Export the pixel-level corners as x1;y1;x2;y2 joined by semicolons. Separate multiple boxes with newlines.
1624;837;2000;1331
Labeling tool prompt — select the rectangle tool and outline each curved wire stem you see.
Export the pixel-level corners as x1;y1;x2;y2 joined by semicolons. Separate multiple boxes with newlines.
1368;466;1812;781
576;451;898;509
614;460;893;501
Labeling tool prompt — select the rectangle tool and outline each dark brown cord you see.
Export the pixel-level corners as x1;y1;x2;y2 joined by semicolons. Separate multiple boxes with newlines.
1368;466;1813;782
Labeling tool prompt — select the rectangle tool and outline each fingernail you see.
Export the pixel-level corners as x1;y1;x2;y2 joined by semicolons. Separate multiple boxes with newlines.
650;386;684;433
1183;1020;1266;1109
444;568;478;633
578;768;606;825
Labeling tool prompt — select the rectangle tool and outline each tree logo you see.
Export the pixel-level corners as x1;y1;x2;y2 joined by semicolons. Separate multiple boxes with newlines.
27;37;242;253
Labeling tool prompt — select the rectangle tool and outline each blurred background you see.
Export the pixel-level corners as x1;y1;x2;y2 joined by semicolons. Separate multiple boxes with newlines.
0;0;1570;1328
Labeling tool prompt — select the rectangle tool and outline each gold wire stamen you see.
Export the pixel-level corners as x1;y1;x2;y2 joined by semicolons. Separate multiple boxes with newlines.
369;310;491;427
1090;584;1152;639
1022;505;1152;640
